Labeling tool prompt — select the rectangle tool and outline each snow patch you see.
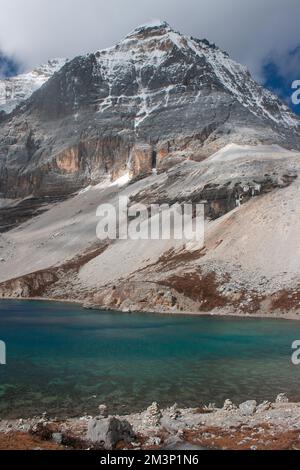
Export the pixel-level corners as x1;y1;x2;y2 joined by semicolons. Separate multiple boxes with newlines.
111;172;131;188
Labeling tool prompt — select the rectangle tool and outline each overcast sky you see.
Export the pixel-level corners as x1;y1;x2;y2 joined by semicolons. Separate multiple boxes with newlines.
0;0;299;103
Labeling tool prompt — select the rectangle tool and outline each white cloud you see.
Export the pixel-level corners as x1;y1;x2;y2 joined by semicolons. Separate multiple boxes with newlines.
0;0;299;82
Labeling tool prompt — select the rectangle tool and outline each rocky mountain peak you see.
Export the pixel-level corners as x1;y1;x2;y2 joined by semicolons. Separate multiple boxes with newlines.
125;20;172;39
0;22;299;200
89;23;299;132
123;20;219;54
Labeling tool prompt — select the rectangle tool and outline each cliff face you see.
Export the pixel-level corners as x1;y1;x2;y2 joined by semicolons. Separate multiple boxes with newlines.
0;21;299;200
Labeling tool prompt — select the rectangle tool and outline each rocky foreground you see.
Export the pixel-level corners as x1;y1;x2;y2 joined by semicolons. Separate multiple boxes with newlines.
1;394;300;450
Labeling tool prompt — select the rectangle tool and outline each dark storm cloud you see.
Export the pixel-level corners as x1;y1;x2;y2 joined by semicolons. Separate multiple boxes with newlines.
0;0;299;84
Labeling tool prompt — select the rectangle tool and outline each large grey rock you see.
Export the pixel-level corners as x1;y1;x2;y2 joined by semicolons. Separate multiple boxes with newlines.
87;417;135;449
239;400;257;416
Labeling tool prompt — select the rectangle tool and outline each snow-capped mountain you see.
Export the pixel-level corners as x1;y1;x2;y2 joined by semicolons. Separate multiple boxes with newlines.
95;20;298;129
1;22;300;316
0;21;299;200
0;58;66;114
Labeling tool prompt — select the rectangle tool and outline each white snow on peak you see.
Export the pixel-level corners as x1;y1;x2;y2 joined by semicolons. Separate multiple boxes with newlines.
92;24;299;130
126;20;171;37
0;58;67;114
185;36;299;128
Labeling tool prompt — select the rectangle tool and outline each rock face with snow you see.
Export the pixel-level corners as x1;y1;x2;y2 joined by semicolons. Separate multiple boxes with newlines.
0;21;299;199
0;58;66;114
1;22;300;316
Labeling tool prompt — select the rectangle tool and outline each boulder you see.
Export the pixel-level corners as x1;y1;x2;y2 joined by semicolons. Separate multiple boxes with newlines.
239;400;257;416
87;417;135;450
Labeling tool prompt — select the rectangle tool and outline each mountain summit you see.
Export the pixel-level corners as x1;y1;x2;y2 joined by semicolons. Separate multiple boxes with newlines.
0;22;299;199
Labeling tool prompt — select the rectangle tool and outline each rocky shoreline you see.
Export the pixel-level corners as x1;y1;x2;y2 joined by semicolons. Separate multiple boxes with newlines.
1;394;300;450
2;296;300;322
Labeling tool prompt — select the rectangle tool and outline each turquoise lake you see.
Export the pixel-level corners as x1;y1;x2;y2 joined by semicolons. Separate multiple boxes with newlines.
0;300;300;418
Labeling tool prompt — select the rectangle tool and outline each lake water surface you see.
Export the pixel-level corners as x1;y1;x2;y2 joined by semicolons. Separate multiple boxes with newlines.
0;300;300;418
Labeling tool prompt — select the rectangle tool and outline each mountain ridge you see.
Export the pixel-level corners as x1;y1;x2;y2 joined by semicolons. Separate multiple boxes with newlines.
0;58;67;115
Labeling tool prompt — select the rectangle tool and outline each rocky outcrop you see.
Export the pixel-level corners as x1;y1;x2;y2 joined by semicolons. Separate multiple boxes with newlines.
239;400;257;416
129;143;154;179
0;271;59;298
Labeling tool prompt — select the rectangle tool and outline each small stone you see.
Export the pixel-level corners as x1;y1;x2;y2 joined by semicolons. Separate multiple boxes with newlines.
223;399;237;411
239;400;257;416
169;403;181;420
256;401;272;412
147;436;161;446
203;403;217;412
163;435;183;450
98;404;108;418
52;433;63;445
276;393;289;403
